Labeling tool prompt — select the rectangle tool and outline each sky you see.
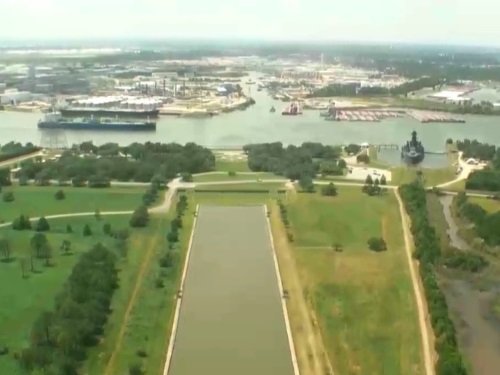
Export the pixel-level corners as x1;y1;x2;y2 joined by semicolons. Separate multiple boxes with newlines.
0;0;499;46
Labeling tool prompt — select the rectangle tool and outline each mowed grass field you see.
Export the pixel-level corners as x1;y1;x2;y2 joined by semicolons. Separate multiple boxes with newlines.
214;158;251;172
0;215;131;375
287;187;424;375
391;166;455;187
0;185;144;223
468;196;500;214
85;196;195;375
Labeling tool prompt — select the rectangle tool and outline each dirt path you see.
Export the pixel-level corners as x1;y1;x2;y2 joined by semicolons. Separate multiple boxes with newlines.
394;189;435;375
269;203;334;375
103;218;164;375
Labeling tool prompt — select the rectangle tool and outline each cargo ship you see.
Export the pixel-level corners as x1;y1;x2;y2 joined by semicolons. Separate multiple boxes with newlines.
59;107;159;119
38;113;156;131
401;131;425;164
282;102;302;116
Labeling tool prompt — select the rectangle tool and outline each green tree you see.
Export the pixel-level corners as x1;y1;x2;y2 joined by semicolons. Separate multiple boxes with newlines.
83;224;92;237
103;223;112;236
130;206;149;228
299;175;315;193
0;236;11;262
36;217;50;232
54;190;65;200
66;224;73;234
30;233;50;269
321;182;338;196
338;159;347;169
2;191;14;202
367;237;387;252
380;175;387;185
60;240;71;255
365;174;373;185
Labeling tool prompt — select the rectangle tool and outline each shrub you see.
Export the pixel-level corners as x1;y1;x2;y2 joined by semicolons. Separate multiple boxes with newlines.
357;153;370;164
444;253;488;272
367;237;387;252
228;171;236;177
83;224;92;237
181;172;193;182
130;206;149;228
54;190;65;200
103;223;112;235
35;217;50;232
129;363;143;375
159;252;174;268
321;182;337;196
2;191;14;202
136;349;147;358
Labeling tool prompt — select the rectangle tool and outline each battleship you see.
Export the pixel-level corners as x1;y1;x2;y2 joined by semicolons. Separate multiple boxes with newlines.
401;131;425;164
38;113;156;131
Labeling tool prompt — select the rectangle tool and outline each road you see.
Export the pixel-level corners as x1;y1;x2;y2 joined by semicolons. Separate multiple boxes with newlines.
394;190;435;375
0;150;44;169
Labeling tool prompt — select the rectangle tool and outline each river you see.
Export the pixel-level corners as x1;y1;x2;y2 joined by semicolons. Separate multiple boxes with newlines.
1;86;500;160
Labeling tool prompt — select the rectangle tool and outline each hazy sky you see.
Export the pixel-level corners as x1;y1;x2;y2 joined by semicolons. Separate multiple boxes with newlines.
1;0;499;45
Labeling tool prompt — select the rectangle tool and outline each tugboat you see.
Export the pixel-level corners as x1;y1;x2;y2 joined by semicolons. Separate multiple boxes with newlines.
401;131;425;164
270;106;276;113
281;102;302;116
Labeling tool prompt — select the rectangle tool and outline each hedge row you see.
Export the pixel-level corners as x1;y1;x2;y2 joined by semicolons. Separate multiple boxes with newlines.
400;181;467;375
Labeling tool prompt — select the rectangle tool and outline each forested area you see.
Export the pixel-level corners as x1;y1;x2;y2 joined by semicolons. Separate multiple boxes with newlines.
18;142;215;185
456;139;497;161
243;142;343;182
20;243;118;374
0;142;40;162
400;182;467;375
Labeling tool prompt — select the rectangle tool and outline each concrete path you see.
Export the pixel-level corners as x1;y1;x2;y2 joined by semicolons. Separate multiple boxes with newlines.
0;150;44;169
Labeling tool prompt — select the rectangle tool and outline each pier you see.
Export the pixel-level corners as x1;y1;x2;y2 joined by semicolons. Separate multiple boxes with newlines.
376;144;399;151
407;110;465;124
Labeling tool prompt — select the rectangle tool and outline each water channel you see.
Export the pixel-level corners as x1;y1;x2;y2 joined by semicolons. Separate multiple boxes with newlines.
437;195;500;375
168;205;294;375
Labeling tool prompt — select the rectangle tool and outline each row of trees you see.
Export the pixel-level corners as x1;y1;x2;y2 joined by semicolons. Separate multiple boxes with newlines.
20;243;118;374
18;142;215;186
400;181;467;375
277;200;294;242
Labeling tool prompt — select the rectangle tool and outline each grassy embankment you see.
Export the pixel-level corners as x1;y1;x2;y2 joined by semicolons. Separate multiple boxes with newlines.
283;187;424;375
85;195;193;375
0;215;131;375
0;186;144;223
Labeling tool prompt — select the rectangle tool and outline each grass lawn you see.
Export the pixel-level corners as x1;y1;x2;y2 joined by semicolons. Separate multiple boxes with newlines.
0;215;131;375
84;195;193;375
0;185;144;223
287;187;424;375
391;166;455;187
468;197;500;214
193;172;282;183
215;159;251;172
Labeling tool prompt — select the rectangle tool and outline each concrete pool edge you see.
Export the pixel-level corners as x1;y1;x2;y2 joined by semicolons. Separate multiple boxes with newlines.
162;204;200;375
263;205;301;375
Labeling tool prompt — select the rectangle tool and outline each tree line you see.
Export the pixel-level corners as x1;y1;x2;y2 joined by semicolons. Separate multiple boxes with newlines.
400;181;467;375
0;142;40;163
463;141;500;192
20;243;118;374
17;142;215;186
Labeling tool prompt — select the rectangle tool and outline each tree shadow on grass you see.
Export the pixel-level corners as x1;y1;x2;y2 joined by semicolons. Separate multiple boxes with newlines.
0;257;16;264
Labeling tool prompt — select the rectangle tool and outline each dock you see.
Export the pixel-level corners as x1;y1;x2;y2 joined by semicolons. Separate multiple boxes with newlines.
407;110;465;123
327;109;403;122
